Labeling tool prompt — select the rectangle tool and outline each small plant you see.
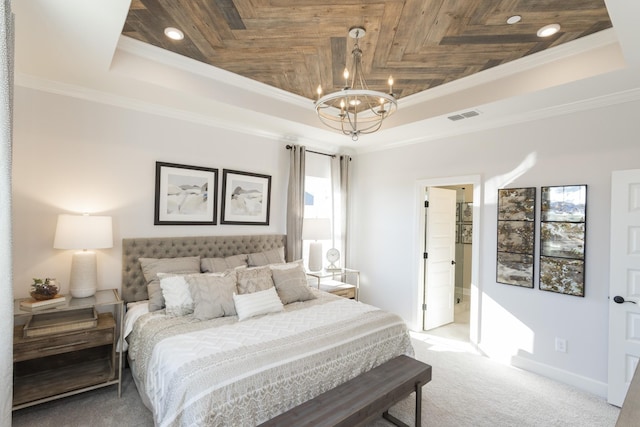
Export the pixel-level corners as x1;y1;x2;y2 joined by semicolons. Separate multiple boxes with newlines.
31;278;59;299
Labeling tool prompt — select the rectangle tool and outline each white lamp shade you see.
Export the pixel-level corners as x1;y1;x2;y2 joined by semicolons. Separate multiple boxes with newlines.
53;214;113;298
54;214;113;250
302;218;331;241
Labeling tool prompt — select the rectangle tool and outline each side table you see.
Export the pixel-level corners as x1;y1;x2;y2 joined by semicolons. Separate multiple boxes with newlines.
306;268;360;301
13;289;124;410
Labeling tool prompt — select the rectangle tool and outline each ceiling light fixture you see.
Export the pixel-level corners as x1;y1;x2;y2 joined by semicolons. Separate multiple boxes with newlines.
315;27;397;141
164;27;184;40
537;24;560;37
506;15;522;25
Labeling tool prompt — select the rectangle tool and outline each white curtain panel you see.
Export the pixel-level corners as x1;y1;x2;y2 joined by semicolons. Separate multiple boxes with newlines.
0;0;14;422
330;154;351;268
286;144;305;262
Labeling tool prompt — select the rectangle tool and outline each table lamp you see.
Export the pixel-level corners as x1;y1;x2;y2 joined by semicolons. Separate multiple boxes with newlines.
53;214;113;298
302;218;331;272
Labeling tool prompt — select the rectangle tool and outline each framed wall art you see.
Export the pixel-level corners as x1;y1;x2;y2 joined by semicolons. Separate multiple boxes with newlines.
221;169;272;225
496;187;536;288
461;202;473;223
154;162;218;225
461;223;473;244
539;185;587;297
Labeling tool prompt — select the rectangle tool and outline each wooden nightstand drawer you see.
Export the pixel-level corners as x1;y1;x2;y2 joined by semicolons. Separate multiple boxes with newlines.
14;313;114;362
331;287;356;299
319;280;356;299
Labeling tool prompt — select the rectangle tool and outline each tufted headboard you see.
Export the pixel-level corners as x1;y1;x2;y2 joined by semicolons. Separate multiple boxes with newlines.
121;234;286;303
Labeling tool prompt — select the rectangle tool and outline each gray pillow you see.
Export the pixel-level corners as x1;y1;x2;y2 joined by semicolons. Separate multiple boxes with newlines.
247;247;285;267
139;257;201;311
236;266;274;294
201;254;248;273
187;271;237;320
271;263;316;304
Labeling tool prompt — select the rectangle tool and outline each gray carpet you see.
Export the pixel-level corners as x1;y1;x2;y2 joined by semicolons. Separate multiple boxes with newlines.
12;334;620;427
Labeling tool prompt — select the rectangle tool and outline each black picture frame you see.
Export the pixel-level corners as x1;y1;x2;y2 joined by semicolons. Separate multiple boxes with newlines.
220;169;272;225
539;185;587;297
154;162;218;225
496;187;536;288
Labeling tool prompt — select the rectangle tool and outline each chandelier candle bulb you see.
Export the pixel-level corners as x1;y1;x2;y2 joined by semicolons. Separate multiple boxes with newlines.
388;76;394;93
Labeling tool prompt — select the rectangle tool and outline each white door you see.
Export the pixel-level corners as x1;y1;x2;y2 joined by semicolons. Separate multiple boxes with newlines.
608;169;640;406
423;187;457;330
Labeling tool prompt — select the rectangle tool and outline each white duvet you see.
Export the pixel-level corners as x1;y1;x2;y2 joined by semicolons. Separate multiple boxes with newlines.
127;289;413;427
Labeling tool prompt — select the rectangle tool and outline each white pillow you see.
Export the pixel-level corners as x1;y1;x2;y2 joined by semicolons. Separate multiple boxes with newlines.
158;273;194;317
233;286;284;321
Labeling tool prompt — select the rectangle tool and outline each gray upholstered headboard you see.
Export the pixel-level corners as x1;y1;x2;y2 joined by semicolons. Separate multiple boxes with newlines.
121;234;286;303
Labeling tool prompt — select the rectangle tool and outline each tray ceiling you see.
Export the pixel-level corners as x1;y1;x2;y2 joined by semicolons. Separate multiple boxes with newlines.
122;0;612;101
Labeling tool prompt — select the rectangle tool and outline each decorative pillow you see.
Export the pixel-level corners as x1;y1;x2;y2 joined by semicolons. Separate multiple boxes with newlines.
233;287;284;321
201;254;248;273
236;266;274;295
270;263;316;304
187;271;237;320
158;273;195;317
247;247;286;267
147;282;165;312
269;259;304;270
139;256;201;311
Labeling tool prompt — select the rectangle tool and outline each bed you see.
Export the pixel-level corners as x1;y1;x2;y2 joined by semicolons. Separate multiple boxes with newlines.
121;234;414;427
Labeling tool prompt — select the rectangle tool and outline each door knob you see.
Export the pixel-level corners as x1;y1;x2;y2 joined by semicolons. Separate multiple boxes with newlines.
613;296;637;304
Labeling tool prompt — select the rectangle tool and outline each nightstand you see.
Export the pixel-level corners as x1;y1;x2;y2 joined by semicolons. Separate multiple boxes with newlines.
307;268;360;300
12;289;124;410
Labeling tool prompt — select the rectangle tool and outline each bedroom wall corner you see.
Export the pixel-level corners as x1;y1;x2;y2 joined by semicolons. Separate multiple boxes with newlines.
350;99;640;395
12;86;289;299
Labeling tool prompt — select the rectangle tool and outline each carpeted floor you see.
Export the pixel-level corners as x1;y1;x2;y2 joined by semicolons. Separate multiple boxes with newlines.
12;333;620;427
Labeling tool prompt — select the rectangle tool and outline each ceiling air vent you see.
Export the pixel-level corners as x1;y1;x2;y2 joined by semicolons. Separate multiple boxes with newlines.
448;109;481;122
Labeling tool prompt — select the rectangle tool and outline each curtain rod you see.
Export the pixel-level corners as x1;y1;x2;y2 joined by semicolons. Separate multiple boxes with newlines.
285;145;335;158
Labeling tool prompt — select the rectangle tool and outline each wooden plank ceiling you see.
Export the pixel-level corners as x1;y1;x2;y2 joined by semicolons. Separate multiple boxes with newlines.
122;0;612;101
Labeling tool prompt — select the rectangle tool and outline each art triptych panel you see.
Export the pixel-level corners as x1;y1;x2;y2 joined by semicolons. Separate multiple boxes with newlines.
496;185;588;297
496;188;536;288
539;185;587;297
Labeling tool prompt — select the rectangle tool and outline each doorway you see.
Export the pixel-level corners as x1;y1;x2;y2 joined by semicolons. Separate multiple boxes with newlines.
415;175;481;345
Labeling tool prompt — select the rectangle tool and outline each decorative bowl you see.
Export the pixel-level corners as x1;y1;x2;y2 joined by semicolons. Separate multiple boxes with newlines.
30;291;57;300
30;278;60;300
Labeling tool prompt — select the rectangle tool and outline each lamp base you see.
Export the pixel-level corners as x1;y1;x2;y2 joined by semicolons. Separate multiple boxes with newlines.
69;251;97;298
307;242;323;272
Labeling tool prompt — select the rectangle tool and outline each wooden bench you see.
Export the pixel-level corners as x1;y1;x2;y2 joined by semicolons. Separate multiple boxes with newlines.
259;354;432;427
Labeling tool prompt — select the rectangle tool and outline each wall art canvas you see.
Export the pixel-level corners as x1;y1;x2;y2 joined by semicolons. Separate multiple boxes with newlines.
461;223;473;244
539;257;585;296
496;187;536;288
497;252;534;288
497;220;535;254
461;202;473;223
540;222;585;259
539;184;587;297
221;169;271;225
498;187;536;221
154;162;218;225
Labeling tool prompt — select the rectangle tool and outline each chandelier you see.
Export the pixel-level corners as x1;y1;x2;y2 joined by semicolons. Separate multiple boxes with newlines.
315;27;397;141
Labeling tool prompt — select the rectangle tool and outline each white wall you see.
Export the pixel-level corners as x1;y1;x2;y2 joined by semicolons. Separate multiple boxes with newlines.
12;87;289;299
351;99;640;396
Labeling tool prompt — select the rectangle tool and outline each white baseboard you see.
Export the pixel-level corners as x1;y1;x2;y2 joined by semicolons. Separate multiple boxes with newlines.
510;354;608;398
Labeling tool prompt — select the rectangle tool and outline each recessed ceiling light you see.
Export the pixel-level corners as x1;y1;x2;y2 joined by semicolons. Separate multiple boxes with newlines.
506;15;522;25
537;23;560;37
164;27;184;40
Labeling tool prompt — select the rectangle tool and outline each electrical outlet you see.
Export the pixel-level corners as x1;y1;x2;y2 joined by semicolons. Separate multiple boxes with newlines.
555;337;567;353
